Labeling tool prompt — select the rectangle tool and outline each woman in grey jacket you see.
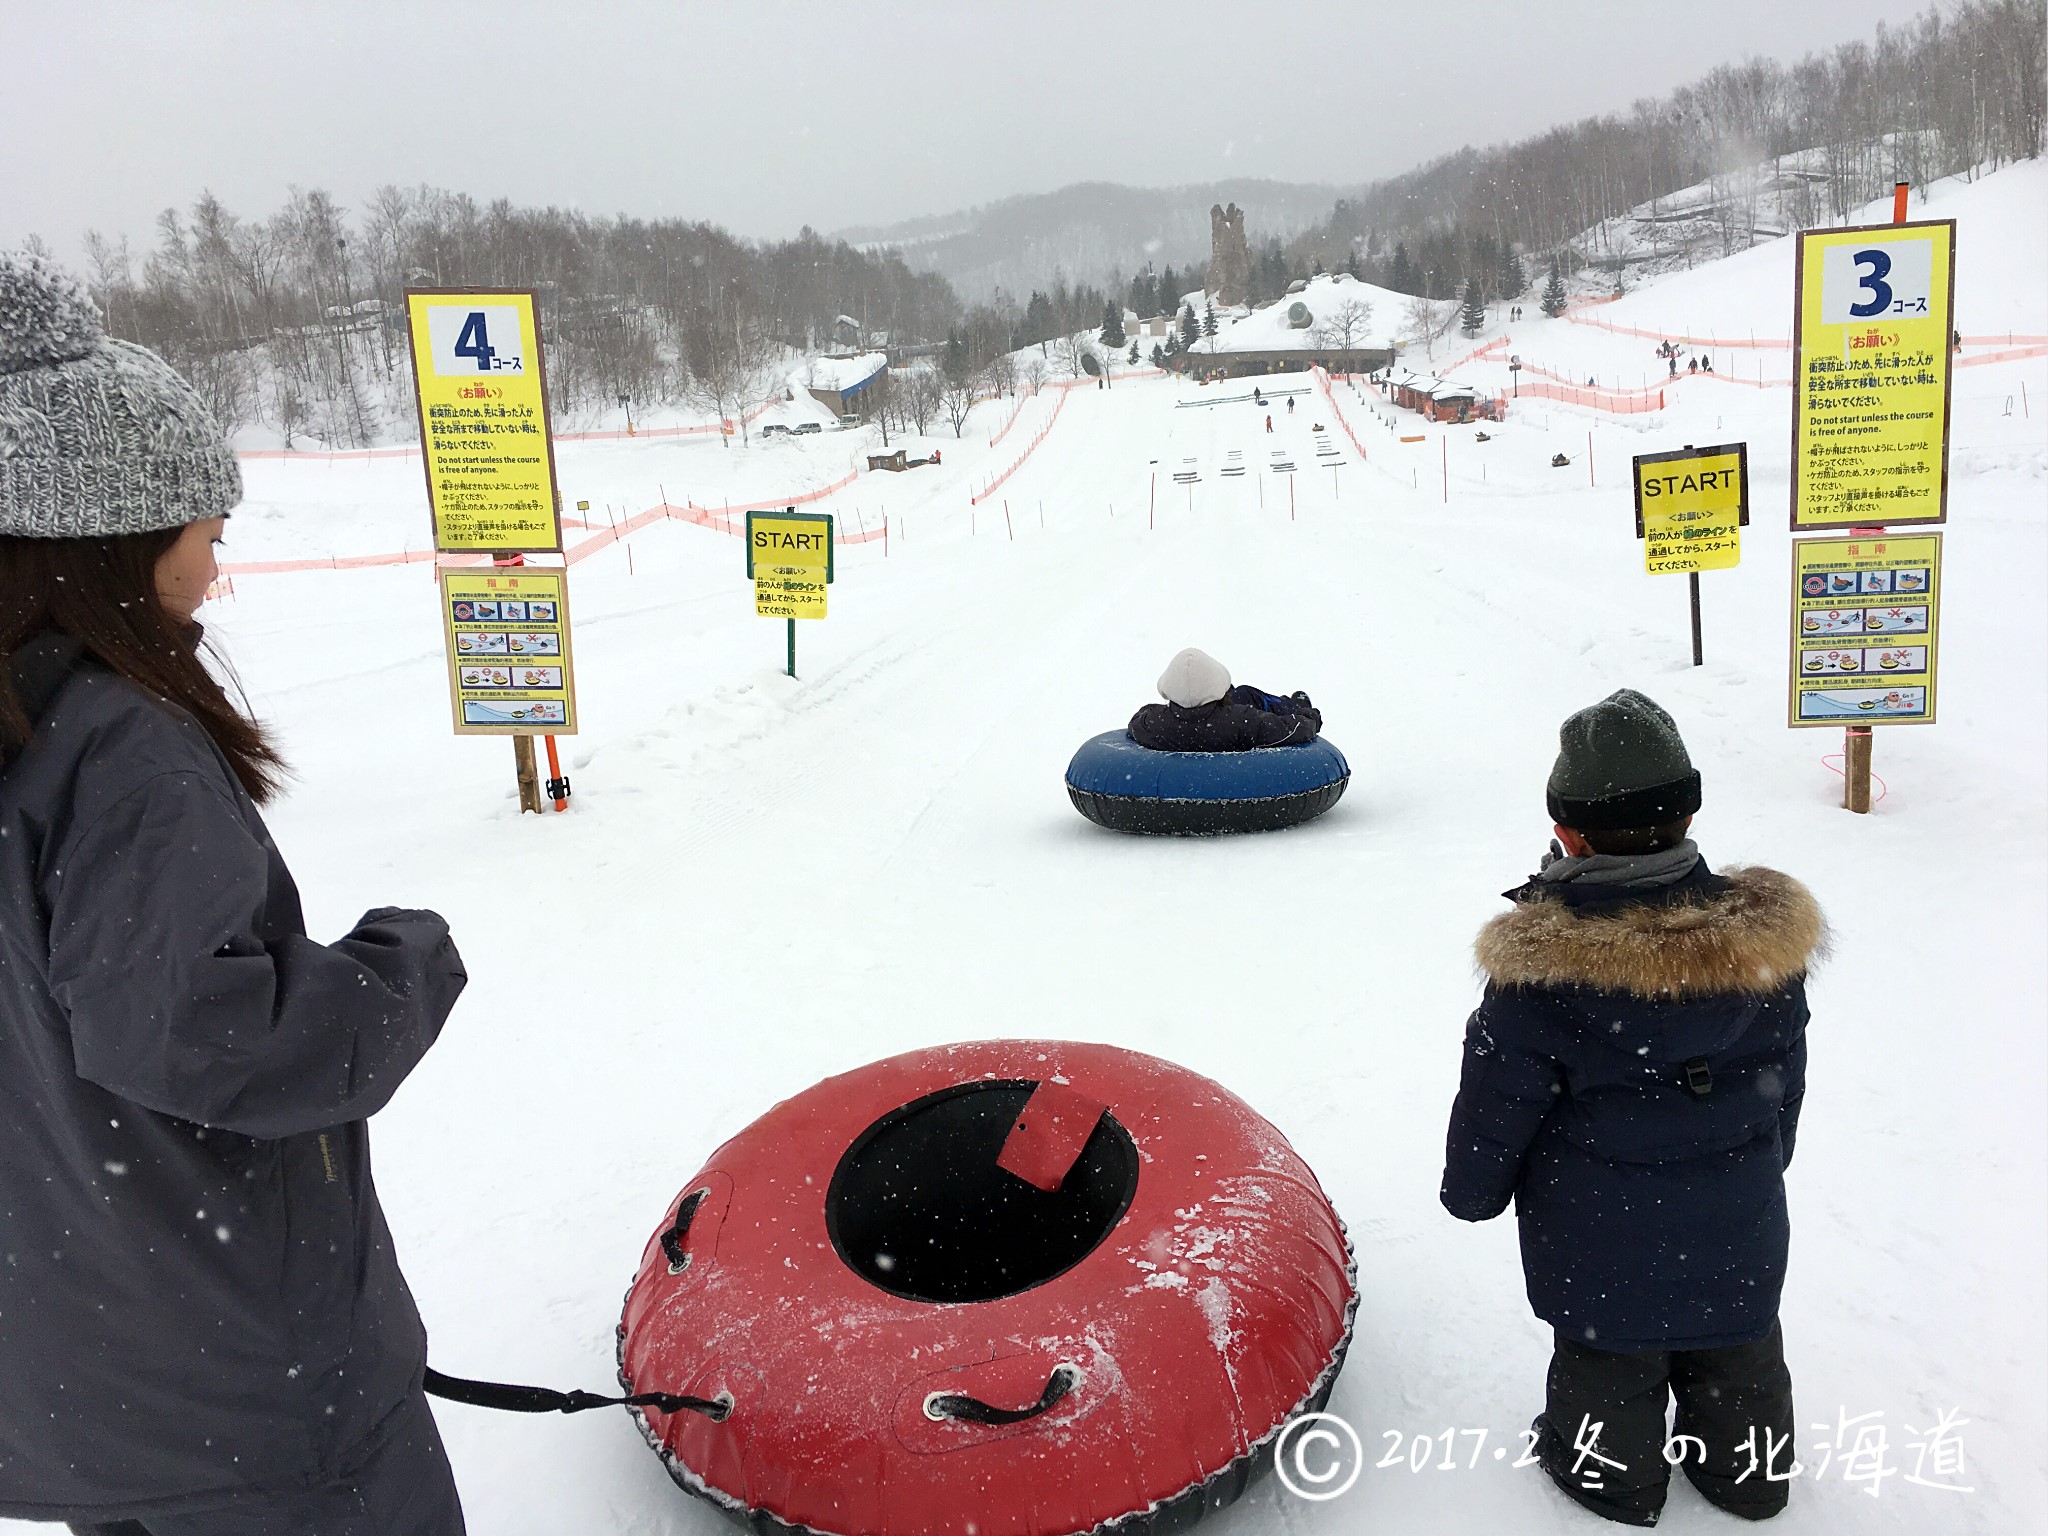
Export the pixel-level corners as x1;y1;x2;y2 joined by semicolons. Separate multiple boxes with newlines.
0;253;468;1534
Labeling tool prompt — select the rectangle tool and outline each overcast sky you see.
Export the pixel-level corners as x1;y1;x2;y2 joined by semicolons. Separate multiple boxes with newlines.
4;0;1942;261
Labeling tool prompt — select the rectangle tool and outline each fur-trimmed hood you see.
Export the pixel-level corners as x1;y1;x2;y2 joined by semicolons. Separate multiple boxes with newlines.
1476;866;1826;1001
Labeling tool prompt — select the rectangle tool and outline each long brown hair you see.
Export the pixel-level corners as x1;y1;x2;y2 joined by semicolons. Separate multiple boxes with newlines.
0;530;286;802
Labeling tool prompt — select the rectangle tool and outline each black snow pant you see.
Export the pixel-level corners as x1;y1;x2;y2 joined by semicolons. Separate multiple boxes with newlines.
66;1391;464;1536
1534;1320;1794;1526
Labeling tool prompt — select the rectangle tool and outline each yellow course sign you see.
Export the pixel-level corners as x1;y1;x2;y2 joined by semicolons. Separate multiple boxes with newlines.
1790;220;1955;531
1633;442;1748;574
406;289;564;553
1789;532;1940;727
747;509;833;619
439;568;578;735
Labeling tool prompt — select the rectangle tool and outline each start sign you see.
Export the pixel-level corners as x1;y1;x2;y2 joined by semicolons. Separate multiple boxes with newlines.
747;508;833;619
1632;442;1749;574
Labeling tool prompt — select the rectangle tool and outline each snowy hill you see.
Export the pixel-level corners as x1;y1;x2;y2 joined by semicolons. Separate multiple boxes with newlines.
837;178;1355;299
7;157;2042;1536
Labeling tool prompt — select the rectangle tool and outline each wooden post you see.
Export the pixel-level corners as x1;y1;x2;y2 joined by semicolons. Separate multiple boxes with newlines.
1587;431;1595;487
1149;473;1156;529
1441;437;1448;503
1842;185;1910;814
1688;571;1704;667
786;618;796;679
512;735;543;814
1844;727;1874;813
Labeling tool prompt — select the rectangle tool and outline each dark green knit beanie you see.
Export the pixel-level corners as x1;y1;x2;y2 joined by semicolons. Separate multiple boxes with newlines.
1546;689;1702;830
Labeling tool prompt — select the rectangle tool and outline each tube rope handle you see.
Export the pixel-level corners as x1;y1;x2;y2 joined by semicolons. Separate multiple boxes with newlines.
424;1367;731;1422
924;1363;1082;1426
660;1188;708;1274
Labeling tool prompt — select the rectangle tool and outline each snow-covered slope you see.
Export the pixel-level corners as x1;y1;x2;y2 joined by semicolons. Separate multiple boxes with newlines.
6;159;2042;1536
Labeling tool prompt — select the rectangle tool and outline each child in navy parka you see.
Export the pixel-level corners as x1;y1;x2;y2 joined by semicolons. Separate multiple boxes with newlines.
1442;690;1825;1526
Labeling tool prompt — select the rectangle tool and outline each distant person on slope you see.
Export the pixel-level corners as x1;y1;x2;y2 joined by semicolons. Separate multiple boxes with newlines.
1127;647;1321;752
1265;413;1273;432
0;253;469;1536
1439;690;1821;1528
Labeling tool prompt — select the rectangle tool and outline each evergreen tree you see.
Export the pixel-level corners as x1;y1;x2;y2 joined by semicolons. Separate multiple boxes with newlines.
1540;263;1568;318
1127;270;1154;322
1500;246;1528;300
1150;342;1167;366
1179;304;1199;348
1202;302;1218;341
1023;289;1056;350
1460;278;1485;337
1127;340;1139;364
1389;243;1414;295
1100;299;1126;348
942;329;970;384
1157;265;1179;317
1343;248;1361;277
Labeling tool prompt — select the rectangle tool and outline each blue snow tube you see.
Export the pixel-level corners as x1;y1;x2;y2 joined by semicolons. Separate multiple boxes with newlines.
1065;730;1350;835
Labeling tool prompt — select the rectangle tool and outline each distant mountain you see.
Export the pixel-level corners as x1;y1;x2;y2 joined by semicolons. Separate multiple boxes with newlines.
836;179;1357;300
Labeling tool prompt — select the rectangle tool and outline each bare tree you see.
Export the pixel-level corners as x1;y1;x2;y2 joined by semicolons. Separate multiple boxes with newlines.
1022;357;1049;396
1309;297;1375;351
901;365;942;434
1402;295;1459;359
1053;331;1090;378
683;297;773;446
941;375;976;437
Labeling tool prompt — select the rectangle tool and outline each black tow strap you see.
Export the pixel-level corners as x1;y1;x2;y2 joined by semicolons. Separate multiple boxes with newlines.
424;1188;729;1422
927;1364;1079;1425
424;1367;729;1421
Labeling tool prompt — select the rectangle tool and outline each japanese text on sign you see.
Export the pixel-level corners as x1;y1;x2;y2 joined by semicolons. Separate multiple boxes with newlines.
440;569;579;735
407;290;564;553
746;509;833;620
1790;222;1954;531
1788;532;1940;727
1633;443;1748;575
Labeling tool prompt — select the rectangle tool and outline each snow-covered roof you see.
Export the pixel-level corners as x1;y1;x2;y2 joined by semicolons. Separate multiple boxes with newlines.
1189;274;1404;355
1430;379;1479;400
807;352;888;392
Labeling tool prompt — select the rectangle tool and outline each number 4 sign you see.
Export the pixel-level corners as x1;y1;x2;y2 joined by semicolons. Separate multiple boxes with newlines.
405;289;563;553
425;303;527;376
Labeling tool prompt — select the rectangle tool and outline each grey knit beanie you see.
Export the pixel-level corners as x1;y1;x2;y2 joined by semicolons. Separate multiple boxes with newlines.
0;250;241;538
1546;688;1702;830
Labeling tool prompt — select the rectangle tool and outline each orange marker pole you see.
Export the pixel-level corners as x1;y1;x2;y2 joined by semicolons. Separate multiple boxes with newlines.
543;735;569;813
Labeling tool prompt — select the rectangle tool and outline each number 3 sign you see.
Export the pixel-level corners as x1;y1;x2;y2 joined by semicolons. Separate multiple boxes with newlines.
425;303;527;375
1818;237;1936;323
1790;218;1955;532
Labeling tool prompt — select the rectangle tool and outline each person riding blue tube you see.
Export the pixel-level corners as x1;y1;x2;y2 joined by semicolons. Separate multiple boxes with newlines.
1127;648;1321;753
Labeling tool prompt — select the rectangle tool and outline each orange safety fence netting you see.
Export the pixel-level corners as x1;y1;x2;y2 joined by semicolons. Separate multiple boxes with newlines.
1310;368;1370;461
965;372;1142;506
217;465;868;576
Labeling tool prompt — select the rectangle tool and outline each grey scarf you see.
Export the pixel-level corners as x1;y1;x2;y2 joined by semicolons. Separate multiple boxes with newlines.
1535;837;1702;890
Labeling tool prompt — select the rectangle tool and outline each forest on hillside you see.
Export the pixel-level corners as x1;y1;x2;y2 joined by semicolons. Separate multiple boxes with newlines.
1291;0;2045;305
13;0;2042;449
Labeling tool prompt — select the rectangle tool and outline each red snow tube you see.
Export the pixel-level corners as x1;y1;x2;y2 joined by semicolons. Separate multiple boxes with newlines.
619;1040;1356;1535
